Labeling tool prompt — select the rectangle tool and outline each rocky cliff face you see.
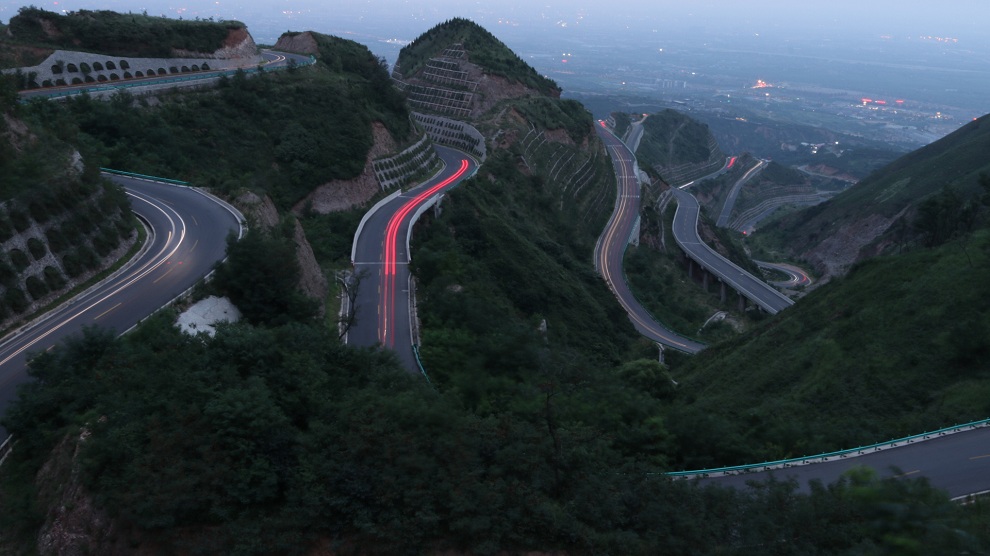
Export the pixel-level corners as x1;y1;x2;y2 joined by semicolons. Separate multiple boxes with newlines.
296;122;398;214
236;191;328;316
30;431;124;555
273;32;319;55
172;26;258;59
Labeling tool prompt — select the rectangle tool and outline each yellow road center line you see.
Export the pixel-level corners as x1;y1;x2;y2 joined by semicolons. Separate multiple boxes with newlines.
94;302;122;321
153;267;174;284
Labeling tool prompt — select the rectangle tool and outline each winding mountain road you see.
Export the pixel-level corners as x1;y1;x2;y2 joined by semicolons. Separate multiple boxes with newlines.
670;187;794;314
348;146;478;371
594;123;705;354
0;175;242;441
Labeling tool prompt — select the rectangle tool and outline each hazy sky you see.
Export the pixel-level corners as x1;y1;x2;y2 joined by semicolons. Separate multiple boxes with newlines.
3;0;989;41
4;0;988;113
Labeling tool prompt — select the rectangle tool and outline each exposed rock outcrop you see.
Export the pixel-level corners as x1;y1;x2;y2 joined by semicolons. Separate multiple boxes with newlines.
235;191;328;316
800;212;900;279
34;431;119;555
296;122;399;213
293;219;328;309
172;26;258;59
273;32;319;55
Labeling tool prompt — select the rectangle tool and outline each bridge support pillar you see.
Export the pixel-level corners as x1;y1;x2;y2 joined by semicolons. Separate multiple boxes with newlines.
738;292;747;312
720;281;727;303
702;270;709;292
687;260;694;279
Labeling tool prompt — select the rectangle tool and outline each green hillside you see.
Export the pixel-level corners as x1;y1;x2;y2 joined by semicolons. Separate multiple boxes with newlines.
20;33;409;209
396;17;559;96
636;109;723;175
2;6;245;62
5;14;990;555
667;223;990;469
756;114;990;261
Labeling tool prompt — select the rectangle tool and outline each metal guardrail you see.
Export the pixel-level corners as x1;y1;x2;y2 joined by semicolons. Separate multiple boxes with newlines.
100;167;189;186
411;344;432;385
667;418;990;478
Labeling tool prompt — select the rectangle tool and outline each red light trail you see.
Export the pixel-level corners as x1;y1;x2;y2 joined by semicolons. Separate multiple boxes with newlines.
379;160;470;347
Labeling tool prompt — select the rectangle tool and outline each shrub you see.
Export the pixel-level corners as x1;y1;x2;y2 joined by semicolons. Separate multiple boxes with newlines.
0;217;13;242
0;259;18;288
9;208;30;232
61;250;83;278
25;275;48;300
4;287;28;313
43;266;65;291
27;237;47;260
28;202;49;223
46;227;68;254
10;249;30;272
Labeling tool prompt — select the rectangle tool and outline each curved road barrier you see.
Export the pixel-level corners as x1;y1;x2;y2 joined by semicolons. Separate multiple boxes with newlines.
686;419;990;499
670;418;990;478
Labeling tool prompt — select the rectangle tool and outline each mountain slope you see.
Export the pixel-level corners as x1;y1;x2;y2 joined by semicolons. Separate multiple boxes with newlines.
636;109;725;185
755;114;990;277
396;17;558;97
667;226;990;469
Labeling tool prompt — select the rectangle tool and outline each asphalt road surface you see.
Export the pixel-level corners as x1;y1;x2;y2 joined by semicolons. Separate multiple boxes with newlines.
697;425;990;499
0;175;241;441
755;260;813;288
594;123;705;354
716;159;765;228
348;147;477;371
670;187;793;314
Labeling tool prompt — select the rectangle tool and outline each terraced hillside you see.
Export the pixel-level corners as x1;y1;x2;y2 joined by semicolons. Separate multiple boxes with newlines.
0;75;136;331
636;109;725;185
395;18;637;390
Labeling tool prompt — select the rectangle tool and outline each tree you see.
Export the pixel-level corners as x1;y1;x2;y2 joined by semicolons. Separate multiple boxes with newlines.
213;228;316;325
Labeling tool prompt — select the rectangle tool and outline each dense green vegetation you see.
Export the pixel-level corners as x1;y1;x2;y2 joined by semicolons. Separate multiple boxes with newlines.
3;7;244;60
397;18;559;96
4;13;990;553
610;111;632;138
7;312;990;553
666;222;990;469
411;149;644;393
636;109;721;171
4;179;990;554
20;35;409;209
